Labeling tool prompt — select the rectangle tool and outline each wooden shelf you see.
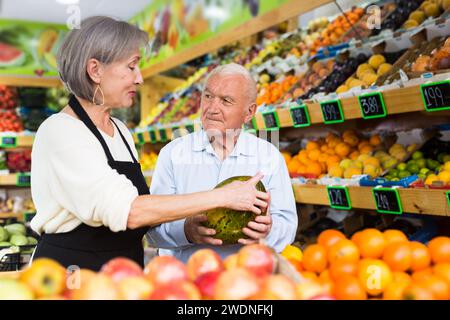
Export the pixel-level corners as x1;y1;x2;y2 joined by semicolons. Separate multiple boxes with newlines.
254;84;449;129
141;0;334;78
0;134;34;148
293;184;450;217
0;76;62;88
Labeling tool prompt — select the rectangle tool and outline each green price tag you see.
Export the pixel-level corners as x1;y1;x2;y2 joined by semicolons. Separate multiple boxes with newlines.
372;188;403;215
262;110;280;131
171;126;180;139
148;129;157;143
16;173;31;187
136;132;144;145
251;117;258;130
23;212;35;222
159;128;167;142
358;92;387;119
326;186;352;210
420;80;450;112
0;136;17;148
446;190;450;209
185;124;195;134
289;104;310;128
320;100;344;124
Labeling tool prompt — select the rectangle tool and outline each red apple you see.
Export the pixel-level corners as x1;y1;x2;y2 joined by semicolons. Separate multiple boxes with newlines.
194;271;221;299
213;268;260;300
187;249;224;281
236;244;275;277
224;254;238;270
71;274;122;300
100;257;143;282
117;276;155;300
20;258;66;298
144;256;188;286
253;274;297;300
65;268;96;299
150;281;201;300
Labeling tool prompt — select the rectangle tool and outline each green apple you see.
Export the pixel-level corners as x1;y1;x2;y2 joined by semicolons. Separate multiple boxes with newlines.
397;163;407;171
0;279;34;300
398;171;411;179
412;151;424;160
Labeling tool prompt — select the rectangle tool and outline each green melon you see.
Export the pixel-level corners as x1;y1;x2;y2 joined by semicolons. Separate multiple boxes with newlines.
202;176;266;244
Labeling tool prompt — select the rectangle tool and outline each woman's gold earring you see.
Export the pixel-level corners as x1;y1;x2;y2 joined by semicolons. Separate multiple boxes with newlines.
92;85;105;106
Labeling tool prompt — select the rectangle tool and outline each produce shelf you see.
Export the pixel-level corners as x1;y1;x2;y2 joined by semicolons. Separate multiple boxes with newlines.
0;134;34;148
293;183;450;216
0;76;62;88
133;122;202;144
0;173;31;187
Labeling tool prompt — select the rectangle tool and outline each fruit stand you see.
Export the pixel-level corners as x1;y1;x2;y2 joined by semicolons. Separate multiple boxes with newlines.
0;0;449;302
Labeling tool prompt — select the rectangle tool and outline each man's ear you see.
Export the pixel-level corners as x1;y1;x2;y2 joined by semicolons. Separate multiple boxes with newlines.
244;103;257;123
86;58;103;84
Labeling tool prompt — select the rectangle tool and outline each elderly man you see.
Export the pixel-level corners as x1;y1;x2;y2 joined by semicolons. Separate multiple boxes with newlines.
147;63;297;262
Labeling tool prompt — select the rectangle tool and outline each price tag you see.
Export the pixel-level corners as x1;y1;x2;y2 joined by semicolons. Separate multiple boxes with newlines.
326;186;352;210
0;136;17;148
320;100;344;124
185;124;195;134
148;129;157;143
446;190;450;209
289;104;310;128
420;81;450;112
136;132;144;145
251;117;258;130
16;173;31;187
171;126;180;139
159;128;167;142
262;110;280;131
372;188;403;215
23;212;35;222
358;92;387;119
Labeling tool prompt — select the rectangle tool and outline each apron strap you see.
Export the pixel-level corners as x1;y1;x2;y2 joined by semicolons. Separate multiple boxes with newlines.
68;95;115;163
110;119;138;164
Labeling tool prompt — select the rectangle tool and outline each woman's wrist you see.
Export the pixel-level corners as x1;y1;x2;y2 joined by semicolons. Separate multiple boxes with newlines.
211;188;229;209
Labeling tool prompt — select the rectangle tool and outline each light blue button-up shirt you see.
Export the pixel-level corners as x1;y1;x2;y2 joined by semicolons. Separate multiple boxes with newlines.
147;129;297;263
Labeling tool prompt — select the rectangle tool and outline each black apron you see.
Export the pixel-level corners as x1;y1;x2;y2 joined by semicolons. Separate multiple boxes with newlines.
32;95;149;271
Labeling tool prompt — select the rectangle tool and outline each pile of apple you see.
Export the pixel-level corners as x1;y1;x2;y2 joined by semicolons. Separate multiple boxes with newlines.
0;110;24;133
7;149;31;173
0;244;329;300
0;86;18;110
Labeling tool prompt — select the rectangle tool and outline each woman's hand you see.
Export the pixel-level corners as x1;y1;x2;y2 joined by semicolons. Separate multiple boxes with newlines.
184;215;223;246
220;172;269;214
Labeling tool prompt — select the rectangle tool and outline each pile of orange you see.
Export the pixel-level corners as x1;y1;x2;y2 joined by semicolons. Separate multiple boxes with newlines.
310;7;364;55
256;75;299;106
283;229;450;300
283;130;382;178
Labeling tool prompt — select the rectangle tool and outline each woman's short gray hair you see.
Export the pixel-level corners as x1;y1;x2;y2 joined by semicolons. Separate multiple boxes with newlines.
204;63;257;103
57;16;148;102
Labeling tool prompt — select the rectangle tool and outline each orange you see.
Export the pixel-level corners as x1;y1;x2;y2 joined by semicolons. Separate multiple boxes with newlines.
412;268;433;282
319;278;335;296
402;283;434;300
282;152;292;164
335;142;351;157
432;263;450;286
351;231;363;244
318;153;329;164
359;145;374;155
383;281;409;300
358;259;393;296
383;242;412;272
297;164;307;175
329;260;358;281
320;145;329;153
302;244;328;273
333;275;367;300
409;241;431;272
317;229;346;249
319;270;332;283
369;134;382;146
306;162;322;176
428;236;450;264
416;275;449;300
357;228;386;259
343;130;357;140
287;159;301;174
307;149;321;161
306;141;320;151
383;229;408;245
326;155;341;169
349;150;360;160
392;272;412;284
357;140;370;151
328;239;360;265
343;135;359;147
299;271;319;282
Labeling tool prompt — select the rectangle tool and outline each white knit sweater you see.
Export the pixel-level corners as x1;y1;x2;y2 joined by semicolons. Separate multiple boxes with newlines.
30;113;139;235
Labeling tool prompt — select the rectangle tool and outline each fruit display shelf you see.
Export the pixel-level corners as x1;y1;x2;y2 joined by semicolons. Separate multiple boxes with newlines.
132;122;202;145
0;75;62;89
293;183;450;216
253;82;450;130
0;134;34;148
0;173;31;187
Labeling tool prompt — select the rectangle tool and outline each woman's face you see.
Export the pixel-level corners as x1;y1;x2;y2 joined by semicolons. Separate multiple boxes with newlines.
94;51;144;108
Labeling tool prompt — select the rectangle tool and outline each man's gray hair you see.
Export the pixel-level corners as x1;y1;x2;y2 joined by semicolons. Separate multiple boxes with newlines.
204;63;257;103
57;16;148;102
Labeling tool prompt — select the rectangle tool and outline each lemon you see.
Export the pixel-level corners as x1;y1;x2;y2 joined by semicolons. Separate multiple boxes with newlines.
281;245;303;262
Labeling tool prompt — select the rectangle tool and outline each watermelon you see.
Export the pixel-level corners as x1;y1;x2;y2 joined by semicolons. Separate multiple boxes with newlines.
202;176;266;244
0;42;25;68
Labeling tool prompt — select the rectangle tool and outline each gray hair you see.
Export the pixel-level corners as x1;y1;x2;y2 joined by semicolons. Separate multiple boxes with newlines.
57;16;148;102
204;63;257;103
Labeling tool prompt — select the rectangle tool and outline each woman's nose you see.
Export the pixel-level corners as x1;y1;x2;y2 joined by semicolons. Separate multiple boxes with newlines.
135;66;144;85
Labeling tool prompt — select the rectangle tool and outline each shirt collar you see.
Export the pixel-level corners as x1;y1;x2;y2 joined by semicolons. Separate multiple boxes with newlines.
192;129;256;157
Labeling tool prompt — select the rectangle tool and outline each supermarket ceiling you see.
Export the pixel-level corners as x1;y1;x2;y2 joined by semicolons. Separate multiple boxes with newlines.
0;0;151;24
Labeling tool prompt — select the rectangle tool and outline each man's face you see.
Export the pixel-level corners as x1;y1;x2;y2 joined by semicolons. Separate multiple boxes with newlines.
201;74;255;135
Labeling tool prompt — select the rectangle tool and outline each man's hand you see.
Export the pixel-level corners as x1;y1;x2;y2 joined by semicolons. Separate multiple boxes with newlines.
238;209;272;245
184;215;223;245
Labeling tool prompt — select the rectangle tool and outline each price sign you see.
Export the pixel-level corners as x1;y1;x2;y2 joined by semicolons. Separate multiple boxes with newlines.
327;186;352;210
420;81;450;112
372;188;403;215
148;129;157;143
171;126;180;139
23;212;35;222
446;190;450;209
290;104;310;128
0;136;17;148
159;128;167;142
16;173;31;187
185;124;195;134
358;92;387;119
320;100;344;124
262;111;280;131
136;132;144;145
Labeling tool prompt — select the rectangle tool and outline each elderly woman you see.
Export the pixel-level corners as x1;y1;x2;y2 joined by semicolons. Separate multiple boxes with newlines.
30;16;268;271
